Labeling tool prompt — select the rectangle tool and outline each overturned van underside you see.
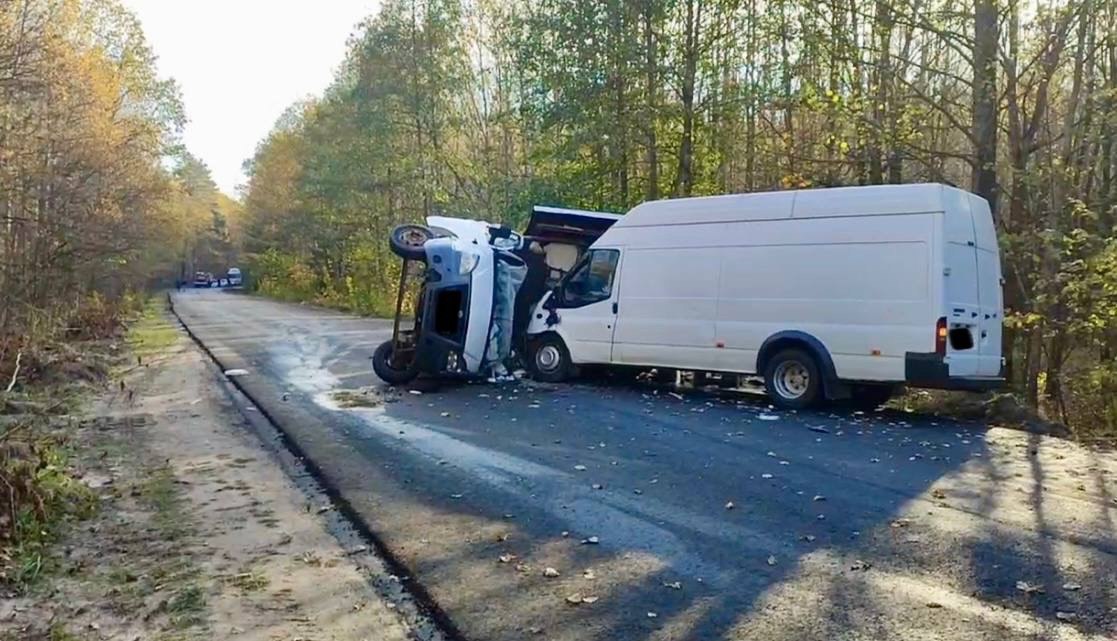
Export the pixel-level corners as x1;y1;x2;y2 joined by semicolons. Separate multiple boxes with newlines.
403;205;621;379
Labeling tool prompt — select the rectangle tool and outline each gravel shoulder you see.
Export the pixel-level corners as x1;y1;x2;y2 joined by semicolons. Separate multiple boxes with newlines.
0;310;417;641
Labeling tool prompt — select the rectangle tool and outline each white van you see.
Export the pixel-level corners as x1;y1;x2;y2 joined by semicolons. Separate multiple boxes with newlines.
524;183;1004;409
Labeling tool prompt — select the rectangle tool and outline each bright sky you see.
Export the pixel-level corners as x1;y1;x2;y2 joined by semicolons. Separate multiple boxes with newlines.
123;0;381;196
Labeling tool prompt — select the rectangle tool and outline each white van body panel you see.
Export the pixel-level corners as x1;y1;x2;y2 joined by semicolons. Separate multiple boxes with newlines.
426;216;494;373
529;183;1003;389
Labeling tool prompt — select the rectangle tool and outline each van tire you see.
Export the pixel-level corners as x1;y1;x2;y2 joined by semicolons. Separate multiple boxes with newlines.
389;224;433;261
528;335;573;383
372;340;420;386
764;349;822;410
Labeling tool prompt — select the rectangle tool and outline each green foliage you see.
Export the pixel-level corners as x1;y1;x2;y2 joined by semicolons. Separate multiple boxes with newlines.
1;436;97;590
237;0;1117;438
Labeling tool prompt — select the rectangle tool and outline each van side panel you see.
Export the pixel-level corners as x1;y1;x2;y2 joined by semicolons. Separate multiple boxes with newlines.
716;216;934;381
611;248;719;370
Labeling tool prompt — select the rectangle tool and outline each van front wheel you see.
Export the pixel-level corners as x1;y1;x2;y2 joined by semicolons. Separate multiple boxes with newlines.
764;349;822;410
529;335;573;383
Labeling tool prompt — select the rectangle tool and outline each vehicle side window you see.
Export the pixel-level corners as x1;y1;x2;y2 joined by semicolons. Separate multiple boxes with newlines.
560;249;619;308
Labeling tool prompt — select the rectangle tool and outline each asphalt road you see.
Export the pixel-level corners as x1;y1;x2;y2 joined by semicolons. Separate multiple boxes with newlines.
171;289;1117;641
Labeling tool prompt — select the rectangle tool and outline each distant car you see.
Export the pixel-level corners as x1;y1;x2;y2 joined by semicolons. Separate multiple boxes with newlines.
193;272;211;288
219;278;229;287
226;267;242;287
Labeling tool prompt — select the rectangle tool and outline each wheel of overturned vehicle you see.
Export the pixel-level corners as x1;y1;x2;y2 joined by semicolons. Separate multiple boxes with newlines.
529;335;572;383
372;340;420;386
389;224;434;260
764;349;821;410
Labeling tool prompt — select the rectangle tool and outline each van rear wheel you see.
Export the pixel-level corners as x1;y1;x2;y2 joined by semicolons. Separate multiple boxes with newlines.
529;335;572;383
764;349;822;410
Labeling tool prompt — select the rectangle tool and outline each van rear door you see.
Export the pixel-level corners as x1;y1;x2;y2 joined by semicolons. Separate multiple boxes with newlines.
970;195;1003;377
941;190;982;377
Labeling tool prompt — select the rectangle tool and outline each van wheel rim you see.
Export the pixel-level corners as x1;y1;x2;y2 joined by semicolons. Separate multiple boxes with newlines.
773;361;810;399
536;345;561;372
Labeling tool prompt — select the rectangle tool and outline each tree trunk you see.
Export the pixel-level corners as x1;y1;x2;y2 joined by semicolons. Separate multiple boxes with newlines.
971;0;999;214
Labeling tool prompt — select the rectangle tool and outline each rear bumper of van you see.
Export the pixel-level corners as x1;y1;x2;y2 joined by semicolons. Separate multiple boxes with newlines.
904;352;1004;391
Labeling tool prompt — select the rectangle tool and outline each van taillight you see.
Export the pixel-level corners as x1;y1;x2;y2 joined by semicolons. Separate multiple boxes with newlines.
935;317;948;356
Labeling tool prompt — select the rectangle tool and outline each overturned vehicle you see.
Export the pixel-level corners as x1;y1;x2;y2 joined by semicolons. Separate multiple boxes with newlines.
371;206;620;385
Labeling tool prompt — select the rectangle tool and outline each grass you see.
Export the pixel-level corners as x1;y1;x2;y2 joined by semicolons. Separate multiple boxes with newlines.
226;570;269;592
126;299;179;358
167;584;206;629
136;465;190;540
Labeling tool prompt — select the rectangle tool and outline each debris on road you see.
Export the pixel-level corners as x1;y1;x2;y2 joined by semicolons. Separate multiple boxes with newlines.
224;368;249;376
1015;580;1042;594
758;414;779;421
663;581;682;590
725;501;735;510
574;464;587;471
565;593;598;605
582;536;600;545
1062;582;1082;591
766;555;777;566
850;559;871;571
543;567;560;578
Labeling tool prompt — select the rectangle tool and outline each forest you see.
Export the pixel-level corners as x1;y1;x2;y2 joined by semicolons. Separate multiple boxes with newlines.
240;0;1117;436
1;0;1116;436
0;0;239;369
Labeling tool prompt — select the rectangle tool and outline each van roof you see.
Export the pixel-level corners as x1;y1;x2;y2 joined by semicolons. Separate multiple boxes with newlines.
614;183;980;227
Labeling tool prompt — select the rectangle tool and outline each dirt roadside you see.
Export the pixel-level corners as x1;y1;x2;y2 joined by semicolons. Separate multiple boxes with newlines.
0;310;421;641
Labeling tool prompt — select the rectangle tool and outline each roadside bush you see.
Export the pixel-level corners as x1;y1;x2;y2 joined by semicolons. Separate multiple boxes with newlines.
1063;364;1117;442
0;428;96;588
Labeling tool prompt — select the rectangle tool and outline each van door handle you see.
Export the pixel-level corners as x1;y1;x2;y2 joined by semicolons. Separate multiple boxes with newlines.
612;302;618;314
